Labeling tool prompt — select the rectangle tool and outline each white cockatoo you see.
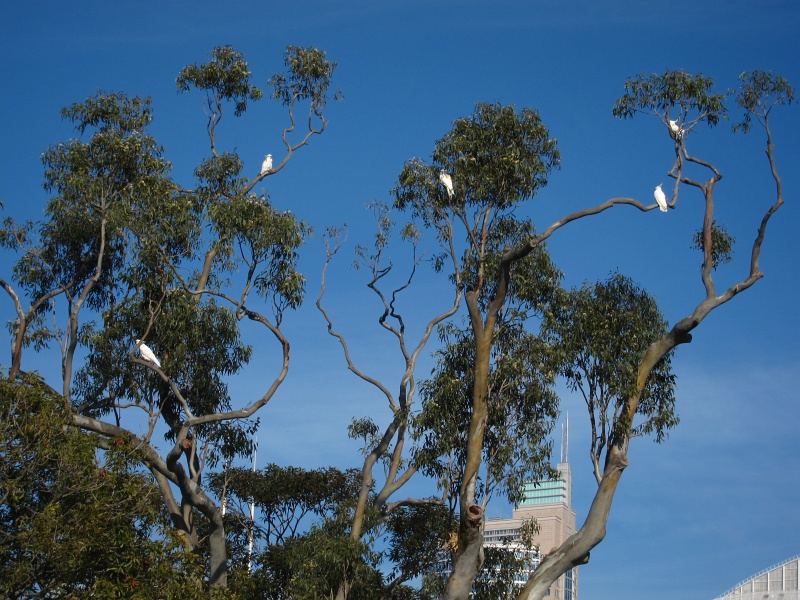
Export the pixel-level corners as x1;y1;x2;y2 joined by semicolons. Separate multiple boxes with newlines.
654;184;668;213
261;154;272;175
668;119;683;139
439;169;454;198
135;339;161;368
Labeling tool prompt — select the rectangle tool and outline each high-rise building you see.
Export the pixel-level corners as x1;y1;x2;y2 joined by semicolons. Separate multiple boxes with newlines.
429;422;578;598
483;456;578;599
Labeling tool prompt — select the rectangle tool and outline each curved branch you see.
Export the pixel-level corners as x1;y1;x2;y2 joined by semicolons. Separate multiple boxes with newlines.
158;260;293;426
317;235;398;410
520;117;785;597
507;196;652;265
72;413;179;485
241;91;328;196
187;305;289;427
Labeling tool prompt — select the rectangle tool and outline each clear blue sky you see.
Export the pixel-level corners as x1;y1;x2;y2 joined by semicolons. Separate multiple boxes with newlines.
2;2;799;599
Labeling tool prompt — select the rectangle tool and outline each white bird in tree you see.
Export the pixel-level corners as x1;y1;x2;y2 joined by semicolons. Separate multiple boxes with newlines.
654;183;668;213
669;119;683;139
439;169;454;198
135;339;161;368
261;154;272;175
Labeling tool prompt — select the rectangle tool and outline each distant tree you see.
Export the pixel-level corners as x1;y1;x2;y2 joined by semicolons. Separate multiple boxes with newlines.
205;464;369;598
0;44;339;589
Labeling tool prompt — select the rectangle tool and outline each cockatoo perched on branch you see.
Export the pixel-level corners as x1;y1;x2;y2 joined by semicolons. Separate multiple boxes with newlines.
654;184;668;213
261;154;272;175
669;119;683;138
135;339;161;368
439;169;454;198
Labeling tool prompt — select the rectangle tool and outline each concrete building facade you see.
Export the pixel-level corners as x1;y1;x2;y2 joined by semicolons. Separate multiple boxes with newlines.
484;460;578;599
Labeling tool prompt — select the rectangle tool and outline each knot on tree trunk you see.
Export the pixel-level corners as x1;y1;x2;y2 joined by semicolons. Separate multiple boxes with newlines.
466;504;483;525
457;504;485;550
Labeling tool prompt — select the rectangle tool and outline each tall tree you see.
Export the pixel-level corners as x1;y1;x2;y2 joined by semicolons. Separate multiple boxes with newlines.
389;71;792;600
392;102;562;598
0;44;339;589
514;70;793;600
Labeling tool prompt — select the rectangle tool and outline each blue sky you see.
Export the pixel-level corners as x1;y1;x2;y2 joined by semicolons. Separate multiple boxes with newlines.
2;2;799;599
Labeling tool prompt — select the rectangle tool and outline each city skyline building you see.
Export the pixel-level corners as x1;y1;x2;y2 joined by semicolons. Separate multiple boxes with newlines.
482;419;578;599
429;420;578;598
484;477;577;596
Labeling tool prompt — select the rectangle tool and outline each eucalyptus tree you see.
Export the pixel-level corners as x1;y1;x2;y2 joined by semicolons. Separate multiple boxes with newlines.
0;373;206;598
0;44;339;589
389;71;793;600
391;102;563;598
316;101;561;597
512;71;793;599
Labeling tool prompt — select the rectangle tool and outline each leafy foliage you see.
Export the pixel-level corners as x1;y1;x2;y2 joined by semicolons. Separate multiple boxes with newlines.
412;214;561;506
542;273;677;479
394;102;560;235
733;70;795;133
691;220;735;270
246;527;383;600
0;373;205;598
386;504;455;585
211;464;362;546
177;45;263;117
0;43;339;590
414;317;560;505
269;46;342;113
613;69;727;128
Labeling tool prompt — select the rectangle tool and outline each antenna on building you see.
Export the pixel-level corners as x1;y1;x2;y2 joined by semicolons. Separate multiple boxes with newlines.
560;412;570;464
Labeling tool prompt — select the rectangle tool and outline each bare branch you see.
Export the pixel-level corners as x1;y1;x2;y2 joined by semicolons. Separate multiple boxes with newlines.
317;232;398;411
